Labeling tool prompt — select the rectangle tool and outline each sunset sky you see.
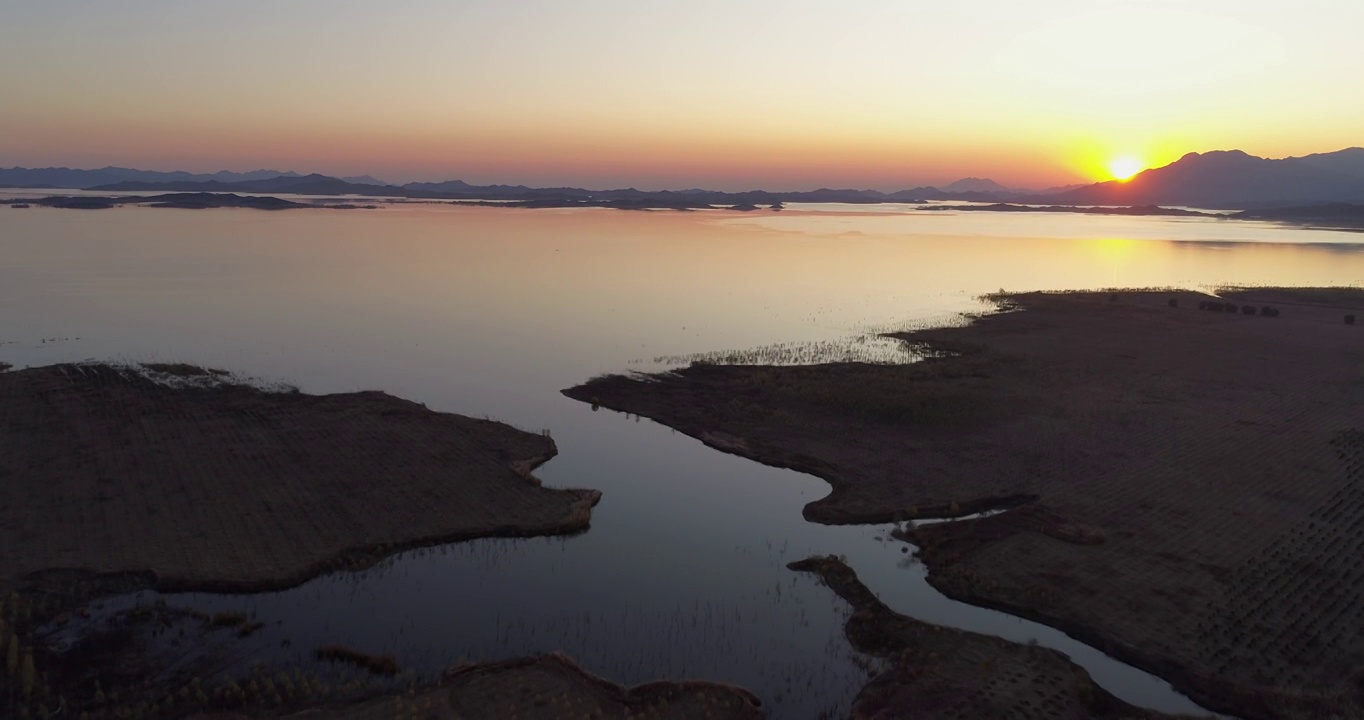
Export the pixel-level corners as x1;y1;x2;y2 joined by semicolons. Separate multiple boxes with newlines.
2;0;1361;190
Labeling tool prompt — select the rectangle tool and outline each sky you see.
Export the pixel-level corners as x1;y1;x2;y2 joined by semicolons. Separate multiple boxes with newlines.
1;0;1361;191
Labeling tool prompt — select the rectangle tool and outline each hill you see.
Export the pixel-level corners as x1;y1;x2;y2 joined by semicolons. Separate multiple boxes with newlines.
1292;147;1364;179
0;166;300;189
941;177;1012;194
94;173;409;197
1042;150;1364;209
14;147;1364;209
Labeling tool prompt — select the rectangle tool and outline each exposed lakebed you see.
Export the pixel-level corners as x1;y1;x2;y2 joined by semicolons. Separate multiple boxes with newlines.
4;202;1361;717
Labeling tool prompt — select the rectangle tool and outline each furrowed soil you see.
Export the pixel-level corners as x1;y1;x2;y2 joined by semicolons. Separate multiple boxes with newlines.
0;363;601;593
789;556;1197;720
565;288;1364;720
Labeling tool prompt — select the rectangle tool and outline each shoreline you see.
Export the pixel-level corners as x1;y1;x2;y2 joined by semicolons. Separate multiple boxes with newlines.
8;192;1364;229
0;361;606;718
564;287;1364;720
789;555;1205;719
1;363;602;594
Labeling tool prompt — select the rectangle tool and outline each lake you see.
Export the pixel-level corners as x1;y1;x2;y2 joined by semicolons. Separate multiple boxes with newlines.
3;202;1362;718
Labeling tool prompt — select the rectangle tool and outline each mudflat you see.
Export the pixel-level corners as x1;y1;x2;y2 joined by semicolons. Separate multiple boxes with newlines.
0;363;601;592
790;556;1195;720
566;288;1364;720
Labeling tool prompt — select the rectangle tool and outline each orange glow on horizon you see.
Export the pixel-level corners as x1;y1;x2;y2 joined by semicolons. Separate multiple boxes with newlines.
1108;157;1146;182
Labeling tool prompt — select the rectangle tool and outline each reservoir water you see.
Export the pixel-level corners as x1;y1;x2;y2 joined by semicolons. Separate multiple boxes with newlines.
4;201;1361;717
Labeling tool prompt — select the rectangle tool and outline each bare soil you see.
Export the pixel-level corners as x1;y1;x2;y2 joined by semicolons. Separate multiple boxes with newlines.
183;654;765;720
565;288;1364;720
0;363;601;593
790;555;1199;720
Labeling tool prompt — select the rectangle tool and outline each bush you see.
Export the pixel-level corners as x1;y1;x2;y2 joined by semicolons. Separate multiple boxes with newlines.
1347;315;1357;325
1242;305;1256;315
1224;303;1239;314
1168;298;1179;308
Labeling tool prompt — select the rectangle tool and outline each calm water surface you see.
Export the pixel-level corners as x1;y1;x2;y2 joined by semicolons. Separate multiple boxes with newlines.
4;203;1363;718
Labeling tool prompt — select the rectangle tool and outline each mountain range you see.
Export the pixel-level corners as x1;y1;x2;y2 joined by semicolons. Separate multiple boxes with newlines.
4;147;1363;209
1036;148;1364;208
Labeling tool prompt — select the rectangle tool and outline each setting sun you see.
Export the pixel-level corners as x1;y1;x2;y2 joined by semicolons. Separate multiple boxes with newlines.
1109;156;1146;181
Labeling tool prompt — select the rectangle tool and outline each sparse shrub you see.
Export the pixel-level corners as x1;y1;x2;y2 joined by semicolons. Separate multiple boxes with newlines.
1347;315;1357;325
1224;303;1239;313
1242;305;1255;315
1260;306;1277;317
1168;298;1178;308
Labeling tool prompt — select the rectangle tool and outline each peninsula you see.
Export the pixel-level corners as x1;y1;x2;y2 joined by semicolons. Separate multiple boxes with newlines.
565;288;1364;720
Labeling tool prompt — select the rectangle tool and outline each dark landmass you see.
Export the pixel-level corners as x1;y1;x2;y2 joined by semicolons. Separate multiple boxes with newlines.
1234;202;1364;230
90;177;928;208
9;145;1364;211
288;654;765;720
21;597;766;720
89;173;407;197
565;289;1364;719
22;588;767;720
918;203;1216;217
0;165;302;189
9;193;374;211
70;149;1364;212
0;363;601;592
0;362;608;719
162;654;764;720
1295;147;1364;178
339;174;390;186
1032;148;1364;209
789;556;1198;719
940;177;1016;194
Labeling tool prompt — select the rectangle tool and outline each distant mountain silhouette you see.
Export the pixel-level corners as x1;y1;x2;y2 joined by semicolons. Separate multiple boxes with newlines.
95;173;406;196
13;147;1364;209
1033;182;1090;195
941;177;1011;194
1040;150;1364;209
340;175;390;186
0;166;300;189
1291;147;1364;179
